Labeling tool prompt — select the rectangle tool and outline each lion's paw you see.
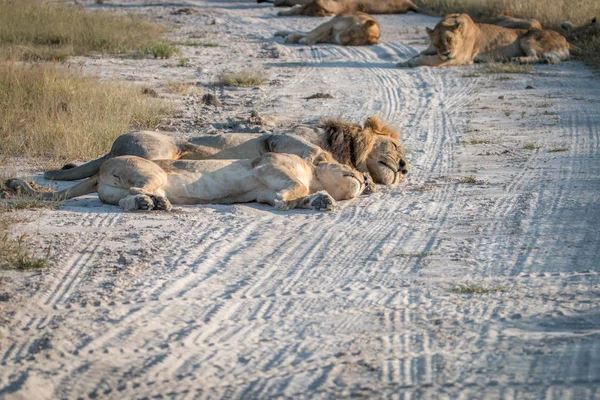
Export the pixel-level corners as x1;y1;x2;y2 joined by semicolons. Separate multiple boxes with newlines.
396;58;416;68
273;193;289;211
308;192;336;211
152;195;172;211
119;194;153;212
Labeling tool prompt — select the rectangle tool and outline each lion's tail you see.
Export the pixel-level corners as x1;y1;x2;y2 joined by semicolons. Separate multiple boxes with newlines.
8;176;98;201
44;154;110;181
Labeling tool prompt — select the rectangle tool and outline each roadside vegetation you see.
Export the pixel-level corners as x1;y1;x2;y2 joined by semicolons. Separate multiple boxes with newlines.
221;70;269;87
0;0;176;61
0;0;175;269
415;0;600;69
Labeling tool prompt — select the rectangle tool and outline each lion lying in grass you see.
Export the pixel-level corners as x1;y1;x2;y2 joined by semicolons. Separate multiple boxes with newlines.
398;13;574;68
561;17;598;40
10;153;367;212
275;12;380;45
476;10;542;30
277;0;418;17
44;117;408;185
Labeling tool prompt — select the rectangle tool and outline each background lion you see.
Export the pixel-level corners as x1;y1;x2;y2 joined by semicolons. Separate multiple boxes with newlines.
561;17;598;40
44;117;408;185
257;0;312;6
398;13;574;68
11;153;367;212
277;0;418;17
274;12;380;46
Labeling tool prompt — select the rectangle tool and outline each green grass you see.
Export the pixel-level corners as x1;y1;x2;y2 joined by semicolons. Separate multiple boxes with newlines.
548;147;569;153
220;70;269;88
504;110;513;117
451;284;506;295
0;0;173;61
151;43;178;59
523;142;542;150
460;175;478;184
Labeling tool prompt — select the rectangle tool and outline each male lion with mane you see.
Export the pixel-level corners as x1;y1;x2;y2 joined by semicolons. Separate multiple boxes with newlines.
398;13;574;68
274;12;380;46
277;0;418;17
44;117;408;185
10;153;367;212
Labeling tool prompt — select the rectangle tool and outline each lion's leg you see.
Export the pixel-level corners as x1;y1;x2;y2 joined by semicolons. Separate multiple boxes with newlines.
277;5;302;16
300;25;333;45
258;189;336;211
118;194;155;212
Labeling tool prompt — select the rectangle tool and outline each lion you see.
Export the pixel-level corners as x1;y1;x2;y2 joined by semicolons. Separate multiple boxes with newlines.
9;153;367;212
397;13;573;68
274;12;380;46
43;117;408;185
476;9;542;30
561;17;598;40
277;0;418;17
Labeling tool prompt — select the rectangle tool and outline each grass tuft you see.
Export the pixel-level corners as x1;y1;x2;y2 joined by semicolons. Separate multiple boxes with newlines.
220;70;269;88
151;43;178;59
523;142;541;150
451;284;506;295
548;147;569;153
0;0;173;61
463;138;495;145
460;175;478;184
0;62;171;161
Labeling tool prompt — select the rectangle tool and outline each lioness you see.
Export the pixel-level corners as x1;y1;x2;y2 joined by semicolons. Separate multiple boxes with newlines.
397;13;573;68
561;18;598;40
10;153;367;212
476;10;542;30
44;117;408;185
277;0;418;17
274;12;380;45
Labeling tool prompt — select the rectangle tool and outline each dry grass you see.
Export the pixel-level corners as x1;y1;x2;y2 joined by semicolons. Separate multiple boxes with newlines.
221;70;269;87
0;62;171;161
460;175;478;183
163;81;202;95
414;0;600;68
0;176;56;270
523;142;541;150
485;62;532;74
451;284;506;294
0;0;175;61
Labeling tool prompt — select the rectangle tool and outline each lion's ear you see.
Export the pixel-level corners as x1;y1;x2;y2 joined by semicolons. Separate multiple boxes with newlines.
454;14;468;29
426;27;433;36
363;20;377;29
364;116;384;132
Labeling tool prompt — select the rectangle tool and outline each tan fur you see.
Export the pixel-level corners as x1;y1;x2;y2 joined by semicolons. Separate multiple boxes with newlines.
561;18;599;40
274;12;380;46
476;10;542;30
277;0;418;17
11;154;367;212
398;13;572;68
44;117;408;185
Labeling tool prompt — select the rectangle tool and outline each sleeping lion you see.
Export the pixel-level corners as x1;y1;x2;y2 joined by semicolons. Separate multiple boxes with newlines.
44;117;408;185
277;0;418;17
9;153;367;212
275;12;380;46
397;13;575;68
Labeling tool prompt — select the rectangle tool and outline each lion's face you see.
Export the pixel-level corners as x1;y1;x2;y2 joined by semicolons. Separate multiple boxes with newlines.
366;136;408;185
337;19;380;46
316;163;367;200
427;14;470;61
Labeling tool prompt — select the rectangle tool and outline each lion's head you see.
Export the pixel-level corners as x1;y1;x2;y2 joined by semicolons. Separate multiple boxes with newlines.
561;17;598;38
426;14;474;61
337;17;381;46
315;162;368;200
322;116;408;185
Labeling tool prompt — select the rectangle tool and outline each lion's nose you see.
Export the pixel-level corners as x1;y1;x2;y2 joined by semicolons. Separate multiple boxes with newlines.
399;160;408;175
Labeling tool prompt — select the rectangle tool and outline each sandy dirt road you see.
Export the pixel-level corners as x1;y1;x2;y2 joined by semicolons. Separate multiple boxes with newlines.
1;1;600;398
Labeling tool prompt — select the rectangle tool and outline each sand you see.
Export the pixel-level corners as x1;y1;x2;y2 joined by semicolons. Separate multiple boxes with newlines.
1;1;600;398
